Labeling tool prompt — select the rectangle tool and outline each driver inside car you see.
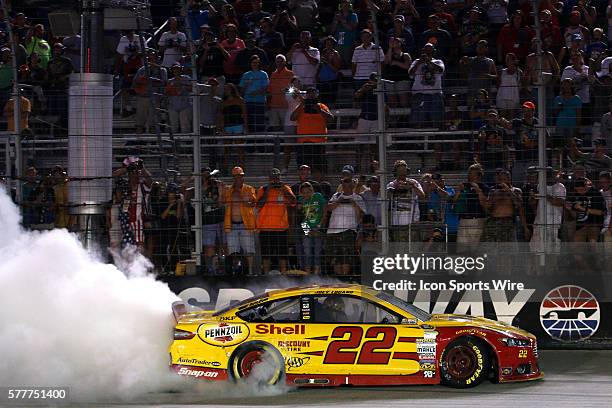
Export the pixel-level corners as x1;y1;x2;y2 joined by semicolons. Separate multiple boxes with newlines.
320;296;349;322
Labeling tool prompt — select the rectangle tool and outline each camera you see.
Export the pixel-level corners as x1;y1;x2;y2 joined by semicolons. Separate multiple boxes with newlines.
304;97;318;113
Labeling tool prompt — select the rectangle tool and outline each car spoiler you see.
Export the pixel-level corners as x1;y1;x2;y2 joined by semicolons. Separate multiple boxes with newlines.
172;301;188;322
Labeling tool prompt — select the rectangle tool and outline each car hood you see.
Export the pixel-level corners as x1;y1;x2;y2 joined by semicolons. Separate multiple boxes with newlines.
426;314;534;338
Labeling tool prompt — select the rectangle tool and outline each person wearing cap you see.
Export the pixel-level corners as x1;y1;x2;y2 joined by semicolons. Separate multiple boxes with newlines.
565;177;605;251
461;40;497;108
165;63;193;134
476;108;509;183
529;167;566;254
186;1;215;41
482;168;528;242
418;14;452;59
220;166;257;274
256;168;296;273
335;165;367;194
115;35;143;117
287;31;320;87
133;50;168;134
426;173;459;242
159;182;186;270
599;171;612;243
570;138;612;182
318;36;342;107
331;0;359;66
453;163;489;251
354;72;383;170
47;43;74;90
258;17;285;64
511;101;548;184
235;31;269;72
244;0;271;35
351;29;385;90
387;160;425;243
158;17;187;68
561;51;592;108
197;29;226;98
387;14;415;55
360;176;382;227
408;43;445;128
24;24;50;68
115;30;142;65
563;11;589;50
457;6;488;55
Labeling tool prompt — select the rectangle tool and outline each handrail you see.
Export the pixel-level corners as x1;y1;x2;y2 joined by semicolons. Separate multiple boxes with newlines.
145;18;169;46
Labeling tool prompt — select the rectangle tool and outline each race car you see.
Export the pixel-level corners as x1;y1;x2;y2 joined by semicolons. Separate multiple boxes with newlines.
169;284;543;388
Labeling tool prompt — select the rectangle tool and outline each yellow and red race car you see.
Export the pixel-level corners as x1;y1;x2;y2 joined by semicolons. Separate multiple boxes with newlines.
169;284;543;388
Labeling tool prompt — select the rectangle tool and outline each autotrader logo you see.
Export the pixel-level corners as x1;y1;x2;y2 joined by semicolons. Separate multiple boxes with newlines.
540;285;600;342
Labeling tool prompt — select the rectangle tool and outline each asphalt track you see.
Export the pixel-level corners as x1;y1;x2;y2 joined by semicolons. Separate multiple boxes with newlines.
61;350;612;407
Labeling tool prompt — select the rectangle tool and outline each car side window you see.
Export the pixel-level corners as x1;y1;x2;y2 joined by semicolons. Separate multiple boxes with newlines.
237;297;301;323
311;295;402;324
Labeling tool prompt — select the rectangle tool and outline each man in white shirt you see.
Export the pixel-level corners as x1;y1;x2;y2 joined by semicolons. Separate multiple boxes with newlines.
158;17;188;68
530;168;566;254
600;171;612;243
408;43;445;128
326;177;366;275
387;160;425;244
561;52;591;104
287;31;320;87
351;29;384;89
116;30;141;64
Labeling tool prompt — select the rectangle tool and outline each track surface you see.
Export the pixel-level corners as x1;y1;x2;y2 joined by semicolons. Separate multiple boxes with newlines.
58;351;612;407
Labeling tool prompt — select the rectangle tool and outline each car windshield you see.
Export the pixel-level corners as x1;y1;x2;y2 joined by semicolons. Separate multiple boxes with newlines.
212;292;269;316
376;291;432;322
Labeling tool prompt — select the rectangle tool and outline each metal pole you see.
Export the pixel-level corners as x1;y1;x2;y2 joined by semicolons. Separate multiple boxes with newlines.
182;4;203;266
532;0;547;264
369;7;389;254
1;0;21;202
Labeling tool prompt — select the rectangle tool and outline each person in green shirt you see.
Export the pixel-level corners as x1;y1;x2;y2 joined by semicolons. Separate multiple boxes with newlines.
25;24;51;69
297;181;326;274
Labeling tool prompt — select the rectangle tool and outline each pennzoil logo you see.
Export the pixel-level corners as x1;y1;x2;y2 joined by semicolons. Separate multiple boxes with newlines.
197;322;250;346
539;285;600;342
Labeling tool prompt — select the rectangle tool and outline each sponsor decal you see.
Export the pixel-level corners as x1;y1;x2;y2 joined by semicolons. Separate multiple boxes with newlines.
416;344;436;354
278;340;311;352
455;329;487;337
518;349;527;358
177;367;219;378
419;353;436;360
177;357;221;367
402;319;418;325
420;362;436;371
219;315;236;321
423;331;437;340
501;367;512;376
423;370;434;378
197;322;250;347
255;324;305;335
285;356;310;370
540;285;600;342
465;345;484;385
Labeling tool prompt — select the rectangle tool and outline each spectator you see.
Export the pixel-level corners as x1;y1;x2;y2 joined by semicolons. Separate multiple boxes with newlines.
239;54;269;133
51;166;70;230
62;33;81;73
185;0;215;41
234;31;269;72
427;173;458;242
571;139;612;183
297;181;326;273
220;166;257;275
219;4;240;35
497;11;534;64
219;24;245;83
196;28;226;94
558;32;584;70
218;83;248;168
336;164;367;194
318;36;342;107
159;183;185;272
133;49;168;134
21;166;39;229
360;175;382;227
258;17;285;64
553;78;582;146
115;30;142;68
4;92;31;133
470;89;493;129
524;37;560;124
431;0;458;35
530;167;566;254
116;40;143;117
290;164;320;268
461;40;498;107
476;109;509;182
383;36;411;109
586;28;607;62
453;164;489;251
354;73;382;171
165;63;193;134
108;181;125;250
289;0;318;31
287;30;320;87
566;177;605;244
387;15;414;54
539;9;563;56
326;177;366;275
158;17;187;68
601;96;612;149
496;53;523;118
330;0;359;66
351;29;385;90
47;43;74;126
11;13;30;43
458;7;488;56
563;11;590;50
512;101;545;184
482;168;528;242
281;76;303;172
24;24;50;68
112;157;153;250
272;3;299;47
257;168;296;273
608;0;612;41
0;48;14;108
267;54;294;132
561;51;592;109
387;160;425;243
244;0;271;34
25;52;47;112
600;171;611;244
409;43;445;128
418;14;453;60
291;86;334;180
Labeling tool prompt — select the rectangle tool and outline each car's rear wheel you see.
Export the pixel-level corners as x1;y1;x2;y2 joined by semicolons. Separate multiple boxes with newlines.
229;341;284;385
440;337;490;388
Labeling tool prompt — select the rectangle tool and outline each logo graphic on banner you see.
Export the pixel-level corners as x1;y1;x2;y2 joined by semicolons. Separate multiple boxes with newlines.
539;285;600;342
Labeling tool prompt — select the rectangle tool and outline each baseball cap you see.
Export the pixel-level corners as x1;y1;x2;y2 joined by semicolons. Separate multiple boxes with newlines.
342;165;355;174
299;164;310;170
270;168;281;177
522;101;536;110
394;15;405;23
487;108;499;116
231;166;245;176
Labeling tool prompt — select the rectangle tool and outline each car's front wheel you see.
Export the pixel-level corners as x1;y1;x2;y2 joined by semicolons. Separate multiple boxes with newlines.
440;337;491;388
229;341;285;385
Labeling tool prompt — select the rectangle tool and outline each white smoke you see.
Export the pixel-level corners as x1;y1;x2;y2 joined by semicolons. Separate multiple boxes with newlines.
0;190;294;402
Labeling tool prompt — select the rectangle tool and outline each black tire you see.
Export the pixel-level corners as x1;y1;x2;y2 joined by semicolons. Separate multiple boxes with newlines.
229;341;285;385
440;337;491;388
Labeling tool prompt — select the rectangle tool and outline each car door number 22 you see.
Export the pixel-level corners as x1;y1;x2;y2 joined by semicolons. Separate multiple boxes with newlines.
323;326;397;364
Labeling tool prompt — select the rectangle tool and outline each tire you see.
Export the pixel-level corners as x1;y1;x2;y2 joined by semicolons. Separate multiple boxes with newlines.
229;341;285;385
440;337;491;388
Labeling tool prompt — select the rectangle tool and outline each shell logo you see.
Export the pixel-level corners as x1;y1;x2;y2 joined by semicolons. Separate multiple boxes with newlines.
197;322;250;347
